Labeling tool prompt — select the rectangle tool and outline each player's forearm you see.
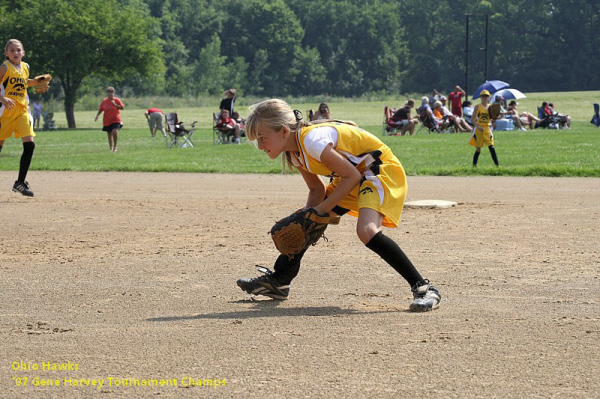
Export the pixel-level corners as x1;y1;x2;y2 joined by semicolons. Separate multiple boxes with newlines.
305;187;326;209
315;174;360;214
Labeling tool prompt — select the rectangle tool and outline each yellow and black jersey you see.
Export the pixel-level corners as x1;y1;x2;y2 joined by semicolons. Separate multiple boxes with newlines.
289;122;407;228
290;122;395;178
474;104;491;128
0;61;35;139
1;61;30;111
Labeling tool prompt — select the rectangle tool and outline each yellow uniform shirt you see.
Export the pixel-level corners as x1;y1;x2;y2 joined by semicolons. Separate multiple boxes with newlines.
474;104;491;129
0;61;35;139
290;122;407;227
469;104;494;147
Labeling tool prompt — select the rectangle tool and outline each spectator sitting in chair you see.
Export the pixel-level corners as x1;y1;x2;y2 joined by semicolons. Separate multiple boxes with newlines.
433;101;452;131
232;111;246;136
440;96;471;132
548;103;571;129
216;109;241;144
312;102;331;120
389;99;419;135
462;100;474;127
418;97;434;119
506;101;540;130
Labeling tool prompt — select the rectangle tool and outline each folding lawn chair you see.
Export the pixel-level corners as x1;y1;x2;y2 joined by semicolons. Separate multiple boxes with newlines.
382;106;402;136
213;113;235;145
42;112;57;131
165;113;197;148
416;106;439;134
591;103;600;127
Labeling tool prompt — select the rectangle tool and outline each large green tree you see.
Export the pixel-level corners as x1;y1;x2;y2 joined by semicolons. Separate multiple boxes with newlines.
0;0;163;127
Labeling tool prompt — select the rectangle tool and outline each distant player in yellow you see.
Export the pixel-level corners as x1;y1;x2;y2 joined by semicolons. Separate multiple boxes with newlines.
0;39;49;196
236;99;441;311
469;89;499;166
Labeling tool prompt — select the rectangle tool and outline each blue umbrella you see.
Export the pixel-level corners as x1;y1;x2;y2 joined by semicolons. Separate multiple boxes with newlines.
491;88;526;102
472;80;510;99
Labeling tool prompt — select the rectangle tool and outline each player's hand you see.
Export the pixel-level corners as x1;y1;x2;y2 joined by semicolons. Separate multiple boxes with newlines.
1;96;16;110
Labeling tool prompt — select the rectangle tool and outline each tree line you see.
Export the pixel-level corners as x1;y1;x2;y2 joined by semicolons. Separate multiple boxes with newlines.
1;0;598;127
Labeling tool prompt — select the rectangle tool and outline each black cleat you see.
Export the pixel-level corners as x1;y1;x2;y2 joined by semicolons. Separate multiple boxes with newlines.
409;280;441;312
237;266;290;300
12;180;34;197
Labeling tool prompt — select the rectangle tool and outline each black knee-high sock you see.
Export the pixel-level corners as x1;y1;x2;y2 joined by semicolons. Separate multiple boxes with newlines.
366;231;423;287
18;141;35;182
489;146;499;166
473;150;480;166
0;145;3;154
272;248;308;285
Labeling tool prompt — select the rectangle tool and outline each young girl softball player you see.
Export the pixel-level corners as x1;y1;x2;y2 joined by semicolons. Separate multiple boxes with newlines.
236;99;441;311
469;90;499;166
0;39;48;197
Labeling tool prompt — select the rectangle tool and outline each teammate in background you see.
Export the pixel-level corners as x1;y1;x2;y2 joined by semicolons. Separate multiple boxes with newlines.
236;99;441;312
0;39;49;197
145;108;166;138
95;86;124;152
469;90;499;166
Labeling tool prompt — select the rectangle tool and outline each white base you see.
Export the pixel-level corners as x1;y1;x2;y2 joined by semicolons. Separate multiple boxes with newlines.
404;200;457;209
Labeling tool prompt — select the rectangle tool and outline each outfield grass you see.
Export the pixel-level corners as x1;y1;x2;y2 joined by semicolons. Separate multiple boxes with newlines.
1;124;598;176
1;91;598;176
46;90;600;130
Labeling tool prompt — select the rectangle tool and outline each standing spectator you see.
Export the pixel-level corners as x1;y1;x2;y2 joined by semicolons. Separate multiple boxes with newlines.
144;108;166;137
32;99;43;130
95;86;124;152
429;89;442;107
219;88;237;115
448;86;466;117
312;103;331;120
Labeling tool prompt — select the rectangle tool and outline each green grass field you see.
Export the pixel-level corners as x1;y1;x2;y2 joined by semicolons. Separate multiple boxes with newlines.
1;91;599;176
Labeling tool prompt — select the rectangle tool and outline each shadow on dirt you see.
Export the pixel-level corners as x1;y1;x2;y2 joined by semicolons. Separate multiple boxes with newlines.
146;300;398;322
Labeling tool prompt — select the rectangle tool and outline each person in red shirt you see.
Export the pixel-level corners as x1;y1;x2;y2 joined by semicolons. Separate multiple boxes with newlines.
144;108;165;138
216;110;241;144
95;86;124;152
448;85;466;117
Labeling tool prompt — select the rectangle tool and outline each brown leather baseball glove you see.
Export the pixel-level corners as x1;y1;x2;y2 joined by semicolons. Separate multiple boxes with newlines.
270;208;340;258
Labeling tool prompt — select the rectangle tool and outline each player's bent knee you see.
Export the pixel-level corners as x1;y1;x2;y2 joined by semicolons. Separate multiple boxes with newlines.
356;224;379;245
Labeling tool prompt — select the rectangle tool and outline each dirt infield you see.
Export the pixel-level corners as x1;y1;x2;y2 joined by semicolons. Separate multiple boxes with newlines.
1;171;598;398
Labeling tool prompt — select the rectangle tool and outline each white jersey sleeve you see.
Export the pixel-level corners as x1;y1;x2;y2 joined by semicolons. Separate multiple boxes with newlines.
302;126;338;161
